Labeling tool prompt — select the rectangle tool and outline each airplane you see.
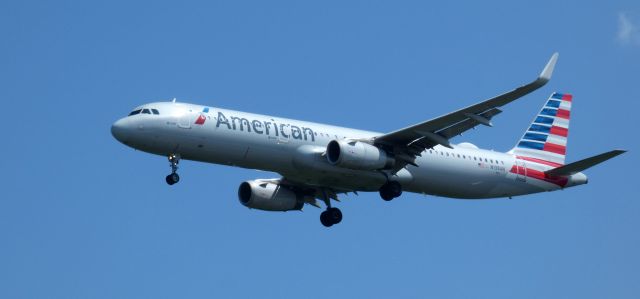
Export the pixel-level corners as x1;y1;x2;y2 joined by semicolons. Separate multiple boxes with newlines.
111;53;625;227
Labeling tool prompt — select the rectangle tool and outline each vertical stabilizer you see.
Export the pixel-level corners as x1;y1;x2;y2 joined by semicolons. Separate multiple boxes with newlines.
512;92;573;166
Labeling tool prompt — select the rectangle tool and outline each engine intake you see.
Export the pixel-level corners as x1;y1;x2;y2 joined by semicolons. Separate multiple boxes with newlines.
326;140;394;170
238;180;304;211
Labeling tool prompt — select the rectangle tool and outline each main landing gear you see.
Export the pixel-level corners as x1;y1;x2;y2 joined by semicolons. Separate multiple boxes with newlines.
379;181;402;201
165;154;180;185
320;207;342;227
319;189;342;227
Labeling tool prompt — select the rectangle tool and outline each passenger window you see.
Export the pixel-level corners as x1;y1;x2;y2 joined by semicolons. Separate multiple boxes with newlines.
474;157;477;161
142;109;150;114
129;109;141;116
457;154;460;158
485;158;488;162
151;109;159;115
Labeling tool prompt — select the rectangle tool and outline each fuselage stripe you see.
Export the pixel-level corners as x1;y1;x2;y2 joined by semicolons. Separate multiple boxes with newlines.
510;164;568;187
516;156;563;167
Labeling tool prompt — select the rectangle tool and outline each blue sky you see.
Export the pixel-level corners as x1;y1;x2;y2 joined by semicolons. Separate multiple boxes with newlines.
1;1;639;298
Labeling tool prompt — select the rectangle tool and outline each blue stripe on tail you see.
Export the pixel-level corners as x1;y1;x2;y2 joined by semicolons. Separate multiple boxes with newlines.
523;132;549;142
529;124;551;133
534;116;554;124
518;141;545;150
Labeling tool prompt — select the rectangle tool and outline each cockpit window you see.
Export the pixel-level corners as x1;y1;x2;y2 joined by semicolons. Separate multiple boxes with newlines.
129;108;160;116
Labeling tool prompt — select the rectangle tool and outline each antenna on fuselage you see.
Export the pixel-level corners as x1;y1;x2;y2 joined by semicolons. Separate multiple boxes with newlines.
171;97;177;103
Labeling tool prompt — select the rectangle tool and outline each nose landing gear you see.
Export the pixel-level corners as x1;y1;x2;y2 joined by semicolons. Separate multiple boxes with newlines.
165;154;181;185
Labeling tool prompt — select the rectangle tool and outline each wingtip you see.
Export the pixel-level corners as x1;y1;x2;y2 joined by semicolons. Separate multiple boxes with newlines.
538;52;559;82
612;149;627;154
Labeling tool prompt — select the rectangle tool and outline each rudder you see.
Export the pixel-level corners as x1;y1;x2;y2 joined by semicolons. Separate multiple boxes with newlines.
511;92;573;166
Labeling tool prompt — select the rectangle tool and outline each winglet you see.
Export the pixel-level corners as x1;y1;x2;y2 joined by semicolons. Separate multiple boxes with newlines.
538;52;559;83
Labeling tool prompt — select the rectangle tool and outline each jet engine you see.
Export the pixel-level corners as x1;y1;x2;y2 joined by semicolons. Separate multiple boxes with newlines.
326;140;394;170
238;180;304;211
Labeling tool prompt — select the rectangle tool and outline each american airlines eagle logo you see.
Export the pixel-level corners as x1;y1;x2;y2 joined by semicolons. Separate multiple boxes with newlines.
195;114;206;125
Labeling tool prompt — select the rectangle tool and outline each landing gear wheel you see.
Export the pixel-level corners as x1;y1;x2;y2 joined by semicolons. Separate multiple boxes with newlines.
328;207;342;224
320;207;343;227
388;181;402;198
379;181;402;201
380;189;394;201
320;211;333;227
165;173;180;185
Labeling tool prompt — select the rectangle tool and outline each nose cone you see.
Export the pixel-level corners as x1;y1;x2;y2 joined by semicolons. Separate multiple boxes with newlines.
569;172;588;187
111;118;130;144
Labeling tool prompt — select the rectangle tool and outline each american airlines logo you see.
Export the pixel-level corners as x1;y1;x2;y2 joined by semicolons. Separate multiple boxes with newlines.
194;114;206;125
214;111;316;142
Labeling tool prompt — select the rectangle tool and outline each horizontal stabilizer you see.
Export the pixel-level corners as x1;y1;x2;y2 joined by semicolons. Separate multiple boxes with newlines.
545;150;626;176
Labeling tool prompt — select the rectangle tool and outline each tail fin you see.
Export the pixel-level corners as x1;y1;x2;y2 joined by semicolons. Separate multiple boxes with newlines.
511;92;573;165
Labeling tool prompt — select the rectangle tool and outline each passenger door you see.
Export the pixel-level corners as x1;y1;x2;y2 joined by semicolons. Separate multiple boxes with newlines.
178;111;193;129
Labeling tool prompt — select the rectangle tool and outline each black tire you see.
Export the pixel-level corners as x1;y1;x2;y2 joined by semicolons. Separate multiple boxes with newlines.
166;173;179;185
166;175;175;185
320;211;333;227
389;181;402;198
328;207;342;224
379;186;394;201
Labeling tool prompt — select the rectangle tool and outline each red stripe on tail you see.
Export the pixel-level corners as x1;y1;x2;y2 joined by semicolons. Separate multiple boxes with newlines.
543;143;566;155
550;126;568;137
556;109;570;119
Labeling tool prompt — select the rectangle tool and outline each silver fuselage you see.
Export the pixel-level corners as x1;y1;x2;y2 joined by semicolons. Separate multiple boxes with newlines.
111;102;587;199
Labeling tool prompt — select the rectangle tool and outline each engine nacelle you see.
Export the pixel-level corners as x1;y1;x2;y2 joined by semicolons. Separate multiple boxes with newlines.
326;140;394;170
238;180;304;211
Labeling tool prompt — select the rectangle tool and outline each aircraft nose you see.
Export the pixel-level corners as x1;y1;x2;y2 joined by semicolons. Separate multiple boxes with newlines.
111;118;130;143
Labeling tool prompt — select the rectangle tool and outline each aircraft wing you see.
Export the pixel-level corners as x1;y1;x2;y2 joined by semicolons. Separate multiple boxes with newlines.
374;53;558;169
267;177;350;209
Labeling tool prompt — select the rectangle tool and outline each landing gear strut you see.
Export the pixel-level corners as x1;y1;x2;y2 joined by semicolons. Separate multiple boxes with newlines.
379;181;402;201
165;154;180;185
319;189;342;227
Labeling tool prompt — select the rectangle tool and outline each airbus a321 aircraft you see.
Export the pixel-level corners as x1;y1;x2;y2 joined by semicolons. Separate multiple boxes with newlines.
112;53;625;227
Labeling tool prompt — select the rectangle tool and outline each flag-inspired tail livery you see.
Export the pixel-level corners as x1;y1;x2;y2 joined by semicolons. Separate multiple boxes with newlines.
111;53;626;227
513;92;573;166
